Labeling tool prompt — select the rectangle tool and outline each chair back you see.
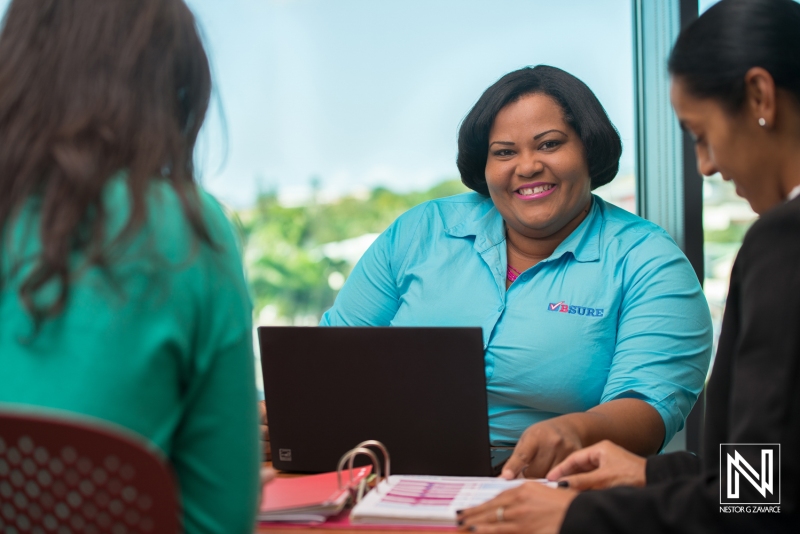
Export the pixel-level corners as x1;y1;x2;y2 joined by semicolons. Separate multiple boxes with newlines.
0;410;180;533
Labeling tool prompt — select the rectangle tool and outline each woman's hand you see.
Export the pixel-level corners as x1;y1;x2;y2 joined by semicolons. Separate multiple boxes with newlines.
258;467;278;503
501;399;663;480
259;401;271;461
545;440;646;491
458;482;577;534
501;418;583;479
261;467;277;485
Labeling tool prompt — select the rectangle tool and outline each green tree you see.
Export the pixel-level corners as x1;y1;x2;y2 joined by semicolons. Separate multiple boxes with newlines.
238;179;469;322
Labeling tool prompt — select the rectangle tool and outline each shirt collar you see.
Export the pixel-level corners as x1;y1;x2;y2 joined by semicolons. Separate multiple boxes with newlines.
547;196;602;263
788;184;800;201
444;196;506;253
444;194;602;262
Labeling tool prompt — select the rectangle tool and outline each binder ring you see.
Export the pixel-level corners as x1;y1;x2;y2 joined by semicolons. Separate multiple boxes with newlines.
352;440;391;479
336;440;391;490
337;447;380;490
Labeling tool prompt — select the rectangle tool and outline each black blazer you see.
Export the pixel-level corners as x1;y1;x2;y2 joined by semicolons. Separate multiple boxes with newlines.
561;196;800;533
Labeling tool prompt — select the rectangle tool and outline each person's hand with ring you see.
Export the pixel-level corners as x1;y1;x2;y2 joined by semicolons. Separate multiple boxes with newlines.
457;482;577;534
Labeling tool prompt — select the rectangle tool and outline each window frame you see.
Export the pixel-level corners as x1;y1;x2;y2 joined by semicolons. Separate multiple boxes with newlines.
632;0;705;453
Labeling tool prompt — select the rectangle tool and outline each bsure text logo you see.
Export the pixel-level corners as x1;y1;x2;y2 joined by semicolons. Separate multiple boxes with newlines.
547;301;604;317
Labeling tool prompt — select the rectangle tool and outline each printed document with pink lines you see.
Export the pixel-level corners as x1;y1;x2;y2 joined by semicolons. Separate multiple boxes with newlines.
350;475;556;526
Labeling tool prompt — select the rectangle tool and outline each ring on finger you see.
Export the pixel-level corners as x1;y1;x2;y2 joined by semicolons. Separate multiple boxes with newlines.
496;506;505;523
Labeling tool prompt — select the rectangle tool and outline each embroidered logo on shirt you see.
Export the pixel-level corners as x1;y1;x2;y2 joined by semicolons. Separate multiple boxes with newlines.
547;301;604;317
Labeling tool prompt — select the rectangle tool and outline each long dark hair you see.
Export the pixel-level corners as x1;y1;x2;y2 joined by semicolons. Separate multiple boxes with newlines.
457;65;621;196
0;0;213;323
669;0;800;111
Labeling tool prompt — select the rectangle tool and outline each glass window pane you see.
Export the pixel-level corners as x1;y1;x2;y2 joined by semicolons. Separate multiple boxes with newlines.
0;0;637;324
703;175;757;357
181;0;638;323
696;0;799;358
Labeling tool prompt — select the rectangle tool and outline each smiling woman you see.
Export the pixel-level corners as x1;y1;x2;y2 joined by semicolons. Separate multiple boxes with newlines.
319;65;714;480
487;94;593;260
457;67;623;290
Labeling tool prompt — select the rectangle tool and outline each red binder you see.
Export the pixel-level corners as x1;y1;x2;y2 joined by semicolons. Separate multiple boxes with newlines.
259;509;455;531
259;467;372;523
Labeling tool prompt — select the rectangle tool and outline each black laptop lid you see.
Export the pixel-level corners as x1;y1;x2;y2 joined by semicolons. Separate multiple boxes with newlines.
258;326;493;476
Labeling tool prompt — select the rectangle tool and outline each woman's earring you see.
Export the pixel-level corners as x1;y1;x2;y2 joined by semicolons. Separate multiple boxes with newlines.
758;117;767;127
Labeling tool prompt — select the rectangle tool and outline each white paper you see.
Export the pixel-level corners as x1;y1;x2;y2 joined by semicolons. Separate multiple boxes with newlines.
351;475;555;526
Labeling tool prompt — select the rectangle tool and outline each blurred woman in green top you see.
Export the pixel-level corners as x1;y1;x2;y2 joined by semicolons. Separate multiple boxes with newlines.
0;1;260;532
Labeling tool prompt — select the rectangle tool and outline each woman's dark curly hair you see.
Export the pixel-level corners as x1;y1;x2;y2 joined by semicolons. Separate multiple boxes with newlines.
457;65;622;196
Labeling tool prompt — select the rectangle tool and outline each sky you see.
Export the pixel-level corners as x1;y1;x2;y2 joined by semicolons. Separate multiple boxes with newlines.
0;0;692;208
185;0;636;207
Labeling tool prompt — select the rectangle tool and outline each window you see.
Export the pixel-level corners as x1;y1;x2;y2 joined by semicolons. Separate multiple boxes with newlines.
0;0;637;323
182;0;637;324
703;175;757;354
696;0;760;359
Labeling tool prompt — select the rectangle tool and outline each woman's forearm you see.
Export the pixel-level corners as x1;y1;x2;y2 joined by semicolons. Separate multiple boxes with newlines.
502;398;666;478
558;399;665;456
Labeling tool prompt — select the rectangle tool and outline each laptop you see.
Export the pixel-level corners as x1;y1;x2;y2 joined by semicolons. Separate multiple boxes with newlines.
258;326;512;476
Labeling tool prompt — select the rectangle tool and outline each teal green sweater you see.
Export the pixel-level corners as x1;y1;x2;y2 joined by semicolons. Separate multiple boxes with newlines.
0;177;260;533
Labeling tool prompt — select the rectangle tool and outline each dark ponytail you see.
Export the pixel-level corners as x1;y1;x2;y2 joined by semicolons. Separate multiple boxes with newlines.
668;0;800;111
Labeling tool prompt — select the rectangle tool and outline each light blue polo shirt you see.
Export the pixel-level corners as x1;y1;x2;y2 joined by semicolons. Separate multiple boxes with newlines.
321;192;712;446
